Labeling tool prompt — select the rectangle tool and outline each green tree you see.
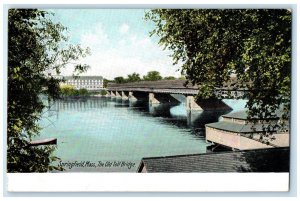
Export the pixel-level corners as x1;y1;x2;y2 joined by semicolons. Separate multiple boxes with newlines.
8;9;89;172
143;71;163;81
60;85;76;96
103;78;111;88
164;76;176;80
78;88;89;96
127;73;141;82
114;76;126;84
100;89;108;96
178;75;186;80
146;9;291;127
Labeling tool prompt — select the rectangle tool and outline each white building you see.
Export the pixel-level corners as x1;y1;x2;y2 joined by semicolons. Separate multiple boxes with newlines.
63;76;104;91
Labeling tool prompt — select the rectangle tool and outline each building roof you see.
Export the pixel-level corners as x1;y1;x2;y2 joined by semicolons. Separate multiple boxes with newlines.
63;76;103;80
222;110;249;120
222;110;283;120
108;80;197;89
137;147;289;173
205;121;288;133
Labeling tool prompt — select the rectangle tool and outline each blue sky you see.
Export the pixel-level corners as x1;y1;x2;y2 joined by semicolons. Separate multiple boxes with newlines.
48;9;182;79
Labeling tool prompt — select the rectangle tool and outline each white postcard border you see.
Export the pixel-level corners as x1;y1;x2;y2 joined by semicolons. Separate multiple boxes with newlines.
1;0;298;196
7;173;289;192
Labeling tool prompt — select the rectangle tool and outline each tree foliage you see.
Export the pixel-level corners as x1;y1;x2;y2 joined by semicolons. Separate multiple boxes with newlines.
100;89;108;96
146;9;291;125
8;9;89;172
143;71;163;81
60;85;89;97
60;85;77;96
103;78;112;88
114;76;126;84
164;76;176;80
78;88;89;96
127;73;141;82
113;71;172;83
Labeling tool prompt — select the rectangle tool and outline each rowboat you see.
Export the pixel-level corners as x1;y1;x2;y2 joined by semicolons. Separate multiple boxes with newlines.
29;138;57;146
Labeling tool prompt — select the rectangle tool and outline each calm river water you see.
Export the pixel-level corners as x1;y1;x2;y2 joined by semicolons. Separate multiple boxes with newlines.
38;96;246;172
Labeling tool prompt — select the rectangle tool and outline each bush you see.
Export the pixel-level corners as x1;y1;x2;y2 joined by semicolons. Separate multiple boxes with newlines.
78;88;88;96
60;85;89;97
100;90;107;96
60;85;76;96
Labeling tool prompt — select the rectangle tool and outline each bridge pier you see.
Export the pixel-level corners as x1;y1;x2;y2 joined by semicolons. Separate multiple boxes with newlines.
121;91;129;100
115;91;122;98
128;91;137;101
186;96;203;111
149;93;181;105
149;93;160;105
110;91;116;97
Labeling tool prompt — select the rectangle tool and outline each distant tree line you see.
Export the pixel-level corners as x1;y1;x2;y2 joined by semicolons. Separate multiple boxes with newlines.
106;71;184;84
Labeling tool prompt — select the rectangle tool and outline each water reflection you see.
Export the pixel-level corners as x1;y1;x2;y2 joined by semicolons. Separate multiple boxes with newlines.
51;97;108;111
47;97;220;139
114;98;130;107
47;97;239;137
110;98;232;140
151;104;231;139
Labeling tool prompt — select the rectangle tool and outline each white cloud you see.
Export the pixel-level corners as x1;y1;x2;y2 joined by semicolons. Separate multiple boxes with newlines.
60;23;182;80
80;23;108;50
118;23;129;34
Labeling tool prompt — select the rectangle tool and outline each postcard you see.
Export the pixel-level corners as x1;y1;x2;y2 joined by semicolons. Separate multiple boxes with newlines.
5;7;292;192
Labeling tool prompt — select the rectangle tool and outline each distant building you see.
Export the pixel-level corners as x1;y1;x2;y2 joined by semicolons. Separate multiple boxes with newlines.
61;76;104;91
205;110;289;151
